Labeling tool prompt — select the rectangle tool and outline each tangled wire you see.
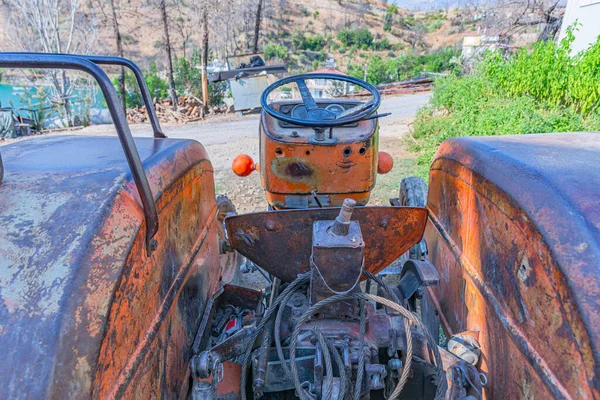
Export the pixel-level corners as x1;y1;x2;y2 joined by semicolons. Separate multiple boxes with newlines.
239;271;445;400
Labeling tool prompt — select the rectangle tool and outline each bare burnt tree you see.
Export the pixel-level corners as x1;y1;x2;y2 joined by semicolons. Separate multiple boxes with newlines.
484;0;564;42
4;0;98;126
253;0;263;52
108;0;127;110
172;0;194;59
201;0;209;111
158;0;178;109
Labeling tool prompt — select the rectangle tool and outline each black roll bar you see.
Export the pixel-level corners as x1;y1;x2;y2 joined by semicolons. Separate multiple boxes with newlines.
0;52;159;254
4;52;166;138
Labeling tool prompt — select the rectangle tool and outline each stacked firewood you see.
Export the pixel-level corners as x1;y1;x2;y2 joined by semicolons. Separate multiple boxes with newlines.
344;77;435;98
126;95;206;124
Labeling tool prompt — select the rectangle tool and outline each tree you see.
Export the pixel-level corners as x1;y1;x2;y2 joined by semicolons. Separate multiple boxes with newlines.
158;0;178;109
201;0;210;111
5;0;98;126
172;0;194;59
483;0;564;42
253;0;263;52
107;0;126;111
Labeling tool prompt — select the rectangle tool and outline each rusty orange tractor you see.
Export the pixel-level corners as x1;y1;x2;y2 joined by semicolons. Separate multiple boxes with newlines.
0;53;599;400
231;73;394;209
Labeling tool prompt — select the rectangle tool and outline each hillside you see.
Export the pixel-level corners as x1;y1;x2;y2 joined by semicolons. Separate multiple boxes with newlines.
258;0;473;73
0;0;473;75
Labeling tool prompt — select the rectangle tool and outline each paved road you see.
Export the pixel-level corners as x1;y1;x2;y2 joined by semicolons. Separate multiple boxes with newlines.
377;92;431;119
109;92;431;145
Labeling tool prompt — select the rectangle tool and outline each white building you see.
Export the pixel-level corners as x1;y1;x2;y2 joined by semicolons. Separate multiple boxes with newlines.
559;0;600;53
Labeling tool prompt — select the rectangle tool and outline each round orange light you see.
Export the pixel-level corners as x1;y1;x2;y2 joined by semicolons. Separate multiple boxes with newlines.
232;154;255;177
377;151;394;174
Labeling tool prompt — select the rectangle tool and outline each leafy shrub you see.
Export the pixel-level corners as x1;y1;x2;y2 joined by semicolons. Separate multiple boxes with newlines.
383;12;393;32
427;20;442;33
292;31;326;51
338;28;373;48
409;28;600;176
337;29;355;46
356;28;374;47
264;43;289;60
346;47;460;85
145;61;168;100
481;26;600;114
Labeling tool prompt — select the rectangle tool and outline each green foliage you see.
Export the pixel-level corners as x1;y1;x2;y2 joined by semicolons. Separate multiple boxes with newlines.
481;26;600;114
356;28;374;47
383;12;393;32
264;42;289;60
174;54;203;96
145;61;169;101
387;4;399;14
346;47;460;85
426;20;442;33
337;29;355;46
409;28;600;177
112;54;227;108
337;28;374;48
292;31;326;51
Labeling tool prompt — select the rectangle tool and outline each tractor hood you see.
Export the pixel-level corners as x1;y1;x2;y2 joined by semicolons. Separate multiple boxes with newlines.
0;135;213;398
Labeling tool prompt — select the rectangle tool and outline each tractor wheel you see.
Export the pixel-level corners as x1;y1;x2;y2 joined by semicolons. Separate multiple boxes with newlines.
399;176;428;260
216;195;239;284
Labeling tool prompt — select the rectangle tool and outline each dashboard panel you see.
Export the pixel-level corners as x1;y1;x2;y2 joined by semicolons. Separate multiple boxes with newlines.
276;100;363;128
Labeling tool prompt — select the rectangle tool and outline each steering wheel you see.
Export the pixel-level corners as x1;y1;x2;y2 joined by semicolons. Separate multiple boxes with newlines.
261;73;381;128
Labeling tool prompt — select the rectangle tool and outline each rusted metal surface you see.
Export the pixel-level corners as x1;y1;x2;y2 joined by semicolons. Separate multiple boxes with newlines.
0;135;222;398
0;52;159;252
425;132;600;399
226;206;428;282
259;110;379;208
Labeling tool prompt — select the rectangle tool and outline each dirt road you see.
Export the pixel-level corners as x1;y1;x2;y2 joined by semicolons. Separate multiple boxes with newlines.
1;93;431;212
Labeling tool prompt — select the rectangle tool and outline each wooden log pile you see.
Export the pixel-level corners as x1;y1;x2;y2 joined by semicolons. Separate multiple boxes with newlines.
126;95;221;124
344;77;435;98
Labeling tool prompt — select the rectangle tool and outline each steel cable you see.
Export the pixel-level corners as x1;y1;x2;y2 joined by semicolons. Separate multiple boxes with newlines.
353;300;367;400
314;327;334;400
325;337;347;399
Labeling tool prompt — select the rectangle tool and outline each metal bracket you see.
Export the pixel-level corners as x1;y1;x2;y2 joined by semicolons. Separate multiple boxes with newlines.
397;259;440;302
0;52;160;255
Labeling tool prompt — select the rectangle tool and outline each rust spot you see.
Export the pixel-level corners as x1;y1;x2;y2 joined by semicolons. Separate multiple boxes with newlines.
285;162;312;177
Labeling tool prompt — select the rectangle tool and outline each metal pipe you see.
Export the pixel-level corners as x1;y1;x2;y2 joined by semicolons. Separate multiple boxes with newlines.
0;52;159;254
330;198;356;236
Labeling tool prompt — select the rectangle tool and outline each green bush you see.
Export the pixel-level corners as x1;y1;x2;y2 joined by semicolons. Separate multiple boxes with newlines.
264;43;289;60
409;28;600;177
338;28;374;48
292;31;326;51
145;61;169;101
356;28;374;47
337;29;356;46
346;47;460;85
